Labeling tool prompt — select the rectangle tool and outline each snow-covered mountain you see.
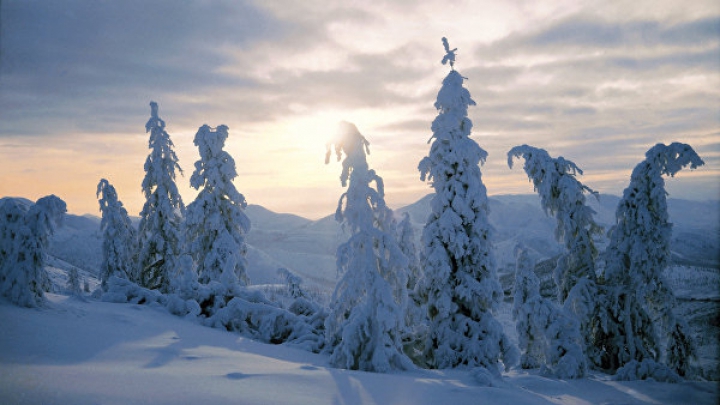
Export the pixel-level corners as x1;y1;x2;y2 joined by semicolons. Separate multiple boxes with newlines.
45;194;719;289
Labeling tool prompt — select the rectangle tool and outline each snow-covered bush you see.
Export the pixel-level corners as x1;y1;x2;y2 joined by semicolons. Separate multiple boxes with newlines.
324;121;413;372
137;101;185;292
97;179;137;289
598;142;703;375
513;248;586;378
102;275;165;306
185;124;251;289
418;38;515;372
614;359;682;383
0;195;66;307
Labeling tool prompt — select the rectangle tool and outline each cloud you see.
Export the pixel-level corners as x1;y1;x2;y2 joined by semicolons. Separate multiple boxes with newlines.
1;0;718;217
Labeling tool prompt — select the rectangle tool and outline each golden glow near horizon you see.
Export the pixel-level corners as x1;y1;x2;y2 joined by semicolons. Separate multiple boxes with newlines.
1;1;718;219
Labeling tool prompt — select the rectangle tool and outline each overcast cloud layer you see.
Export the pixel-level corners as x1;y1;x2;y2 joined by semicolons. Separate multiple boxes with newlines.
1;0;718;218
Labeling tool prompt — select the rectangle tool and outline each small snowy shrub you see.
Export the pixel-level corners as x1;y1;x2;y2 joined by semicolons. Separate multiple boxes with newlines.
614;359;682;383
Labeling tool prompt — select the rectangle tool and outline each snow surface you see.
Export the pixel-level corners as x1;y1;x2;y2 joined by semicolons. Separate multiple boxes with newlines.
1;293;716;405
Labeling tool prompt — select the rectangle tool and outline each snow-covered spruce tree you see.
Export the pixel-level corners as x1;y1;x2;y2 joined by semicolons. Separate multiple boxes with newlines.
597;142;703;376
66;267;82;297
417;38;515;372
137;101;185;293
97;179;138;290
185;124;250;290
324;121;413;372
0;195;66;307
513;247;586;378
507;145;601;354
396;213;424;333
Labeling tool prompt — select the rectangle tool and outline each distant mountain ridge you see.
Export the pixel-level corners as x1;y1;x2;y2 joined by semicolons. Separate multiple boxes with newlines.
2;194;717;290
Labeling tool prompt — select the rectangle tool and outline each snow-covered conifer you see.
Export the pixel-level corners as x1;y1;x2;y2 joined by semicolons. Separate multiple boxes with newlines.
418;38;514;372
278;267;305;300
137;101;185;292
66;267;82;297
185;124;250;288
324;121;412;372
97;179;137;290
0;195;66;307
513;247;586;378
508;145;601;353
597;142;703;375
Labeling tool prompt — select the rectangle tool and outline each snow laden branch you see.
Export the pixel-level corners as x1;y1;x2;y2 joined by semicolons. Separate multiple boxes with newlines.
598;142;704;377
324;121;412;372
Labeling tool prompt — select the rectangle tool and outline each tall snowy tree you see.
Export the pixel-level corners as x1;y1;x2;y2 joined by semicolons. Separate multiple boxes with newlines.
597;142;703;376
97;179;137;290
137;101;185;292
185;124;251;288
324;121;413;372
513;247;586;378
417;38;515;372
0;195;66;307
507;145;601;353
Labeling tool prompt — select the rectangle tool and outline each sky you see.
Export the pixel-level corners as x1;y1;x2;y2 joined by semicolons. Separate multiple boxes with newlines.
1;0;718;220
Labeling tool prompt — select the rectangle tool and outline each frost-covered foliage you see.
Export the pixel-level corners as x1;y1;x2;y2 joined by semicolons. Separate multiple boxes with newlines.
324;121;413;372
0;195;66;307
418;39;514;372
507;145;601;354
185;124;251;288
513;248;586;378
97;179;137;290
138;102;185;293
597;142;703;376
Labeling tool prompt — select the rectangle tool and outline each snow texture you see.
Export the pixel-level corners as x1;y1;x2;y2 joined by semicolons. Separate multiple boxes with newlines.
418;40;514;372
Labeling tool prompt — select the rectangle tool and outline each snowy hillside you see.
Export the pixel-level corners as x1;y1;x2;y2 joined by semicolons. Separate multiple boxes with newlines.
43;194;719;287
1;293;717;405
